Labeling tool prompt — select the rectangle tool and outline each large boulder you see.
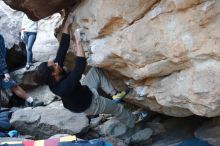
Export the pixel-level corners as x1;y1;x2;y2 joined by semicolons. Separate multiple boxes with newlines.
72;0;220;117
0;1;22;48
2;0;220;117
3;0;79;20
27;86;57;105
32;13;62;62
195;117;220;146
150;116;208;146
10;101;89;139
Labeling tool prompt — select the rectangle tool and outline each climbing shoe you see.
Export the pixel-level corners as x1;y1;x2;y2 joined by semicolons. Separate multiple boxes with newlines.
25;100;44;107
112;88;130;103
134;111;150;124
25;64;30;70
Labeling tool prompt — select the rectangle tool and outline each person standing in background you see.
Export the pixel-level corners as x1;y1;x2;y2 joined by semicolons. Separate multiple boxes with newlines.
0;34;43;107
21;14;38;70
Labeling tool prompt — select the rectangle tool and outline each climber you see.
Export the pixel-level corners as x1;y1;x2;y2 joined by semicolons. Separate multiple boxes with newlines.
34;12;148;128
20;14;38;70
0;34;43;107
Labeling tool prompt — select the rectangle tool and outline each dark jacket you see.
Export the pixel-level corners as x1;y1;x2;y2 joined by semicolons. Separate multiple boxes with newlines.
0;34;8;75
49;33;93;113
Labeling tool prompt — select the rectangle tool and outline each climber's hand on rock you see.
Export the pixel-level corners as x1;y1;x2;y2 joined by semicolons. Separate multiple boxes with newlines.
74;28;82;43
66;12;75;26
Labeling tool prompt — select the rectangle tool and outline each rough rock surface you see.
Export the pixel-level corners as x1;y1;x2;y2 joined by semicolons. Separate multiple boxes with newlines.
125;128;153;144
10;101;89;139
73;0;220;117
27;86;57;105
11;63;39;87
97;118;128;137
195;117;220;146
3;0;79;20
32;13;62;62
2;0;220;117
0;1;22;48
150;116;208;146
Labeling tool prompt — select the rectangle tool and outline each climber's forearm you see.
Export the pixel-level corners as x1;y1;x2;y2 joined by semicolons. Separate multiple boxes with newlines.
63;12;75;35
76;40;85;57
63;23;70;34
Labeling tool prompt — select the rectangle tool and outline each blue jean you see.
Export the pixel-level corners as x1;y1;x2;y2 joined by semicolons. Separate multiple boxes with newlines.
24;32;37;64
0;77;17;89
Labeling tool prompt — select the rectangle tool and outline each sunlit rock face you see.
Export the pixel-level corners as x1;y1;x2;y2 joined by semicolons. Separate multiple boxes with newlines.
73;0;220;117
32;14;62;62
0;1;22;48
3;0;79;20
3;0;220;117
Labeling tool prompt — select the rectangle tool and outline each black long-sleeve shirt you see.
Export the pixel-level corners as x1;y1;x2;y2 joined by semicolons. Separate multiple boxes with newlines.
49;33;93;112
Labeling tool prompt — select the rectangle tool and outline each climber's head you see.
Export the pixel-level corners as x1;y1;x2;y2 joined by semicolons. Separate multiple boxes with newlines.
34;61;63;85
